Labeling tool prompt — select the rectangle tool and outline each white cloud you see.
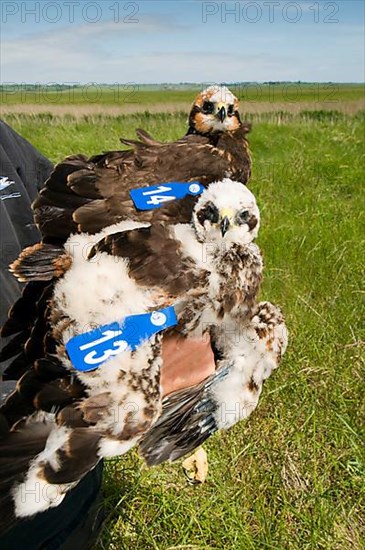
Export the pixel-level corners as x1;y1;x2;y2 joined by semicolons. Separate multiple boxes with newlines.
1;15;186;80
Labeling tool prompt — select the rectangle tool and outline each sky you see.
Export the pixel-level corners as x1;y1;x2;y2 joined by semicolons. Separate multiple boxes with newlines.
1;0;364;83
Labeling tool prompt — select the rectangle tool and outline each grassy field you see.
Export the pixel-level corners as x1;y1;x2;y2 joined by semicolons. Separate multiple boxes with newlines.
2;97;365;549
1;83;364;106
1;84;364;117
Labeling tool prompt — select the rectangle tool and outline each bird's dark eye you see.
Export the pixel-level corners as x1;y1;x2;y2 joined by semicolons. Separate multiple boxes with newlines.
202;101;214;114
227;104;234;116
197;202;219;225
236;210;250;224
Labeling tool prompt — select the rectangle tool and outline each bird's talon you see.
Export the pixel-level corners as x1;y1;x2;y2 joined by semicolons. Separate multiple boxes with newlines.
182;447;208;484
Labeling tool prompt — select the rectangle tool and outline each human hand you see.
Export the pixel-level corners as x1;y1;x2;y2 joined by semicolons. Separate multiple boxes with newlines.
160;333;216;397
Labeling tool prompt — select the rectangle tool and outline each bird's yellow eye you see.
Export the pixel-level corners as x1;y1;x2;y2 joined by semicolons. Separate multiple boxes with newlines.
202;101;214;114
227;104;234;116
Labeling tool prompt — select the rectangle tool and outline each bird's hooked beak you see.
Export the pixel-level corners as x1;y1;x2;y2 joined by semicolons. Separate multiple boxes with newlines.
220;208;233;237
216;103;227;122
220;216;230;236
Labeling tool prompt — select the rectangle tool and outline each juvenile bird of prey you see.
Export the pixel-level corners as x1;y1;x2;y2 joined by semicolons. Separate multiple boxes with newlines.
0;179;263;530
32;85;251;242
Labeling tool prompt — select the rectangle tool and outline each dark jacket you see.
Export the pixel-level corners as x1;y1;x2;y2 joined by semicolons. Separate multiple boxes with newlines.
0;120;53;325
0;122;104;549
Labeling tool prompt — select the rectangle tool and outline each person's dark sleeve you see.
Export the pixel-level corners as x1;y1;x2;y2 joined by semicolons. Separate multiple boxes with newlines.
0;120;53;400
0;123;105;549
0;120;53;325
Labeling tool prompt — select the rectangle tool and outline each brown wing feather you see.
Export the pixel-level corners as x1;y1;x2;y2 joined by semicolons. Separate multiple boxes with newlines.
32;155;95;242
33;127;251;241
89;224;201;296
71;128;250;234
10;243;71;282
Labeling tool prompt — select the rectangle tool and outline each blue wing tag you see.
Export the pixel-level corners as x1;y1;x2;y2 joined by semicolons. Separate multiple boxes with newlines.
130;181;205;210
65;306;177;372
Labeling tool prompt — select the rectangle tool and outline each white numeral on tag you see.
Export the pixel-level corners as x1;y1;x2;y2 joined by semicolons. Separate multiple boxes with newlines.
79;329;123;351
142;185;176;206
84;339;128;365
142;185;172;196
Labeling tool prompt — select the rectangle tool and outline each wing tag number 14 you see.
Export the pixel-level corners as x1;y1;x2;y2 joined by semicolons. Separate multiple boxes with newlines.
130;181;204;210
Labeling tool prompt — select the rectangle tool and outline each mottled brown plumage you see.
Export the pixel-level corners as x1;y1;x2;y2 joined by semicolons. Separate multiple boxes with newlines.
0;179;264;532
32;86;251;242
1;86;255;531
88;223;204;297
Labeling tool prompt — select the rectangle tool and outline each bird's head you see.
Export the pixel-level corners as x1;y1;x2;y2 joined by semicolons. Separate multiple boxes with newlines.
193;179;260;246
188;85;241;135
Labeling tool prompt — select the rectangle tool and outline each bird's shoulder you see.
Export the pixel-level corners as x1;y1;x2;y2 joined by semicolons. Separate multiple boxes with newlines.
89;222;206;297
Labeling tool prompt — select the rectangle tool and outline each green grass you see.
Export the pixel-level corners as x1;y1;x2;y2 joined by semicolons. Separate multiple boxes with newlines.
3;108;364;549
1;83;364;106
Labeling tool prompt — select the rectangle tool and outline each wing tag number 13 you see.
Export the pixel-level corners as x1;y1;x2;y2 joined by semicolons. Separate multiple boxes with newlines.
66;306;177;372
